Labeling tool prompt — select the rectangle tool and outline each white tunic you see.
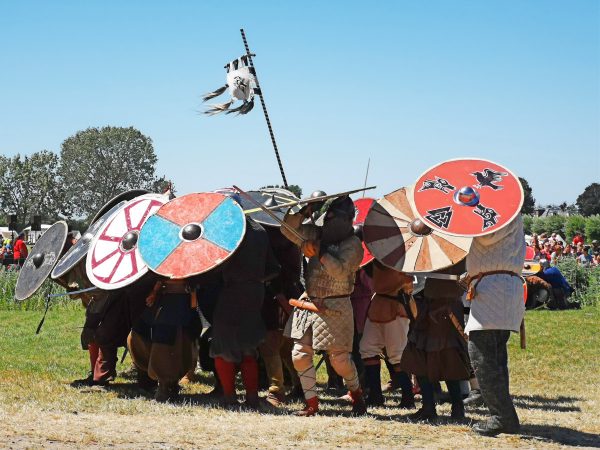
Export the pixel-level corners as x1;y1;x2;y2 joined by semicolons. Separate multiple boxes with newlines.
465;215;526;334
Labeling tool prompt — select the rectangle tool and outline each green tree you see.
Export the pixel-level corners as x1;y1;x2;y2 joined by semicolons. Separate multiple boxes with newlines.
576;183;600;216
60;127;167;220
522;215;533;235
519;177;535;214
585;215;600;241
0;151;67;230
565;215;587;242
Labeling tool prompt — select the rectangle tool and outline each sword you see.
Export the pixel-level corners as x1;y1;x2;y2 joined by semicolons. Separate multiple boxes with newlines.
233;185;308;243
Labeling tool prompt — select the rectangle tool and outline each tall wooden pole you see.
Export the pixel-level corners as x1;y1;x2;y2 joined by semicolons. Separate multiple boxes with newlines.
240;29;289;188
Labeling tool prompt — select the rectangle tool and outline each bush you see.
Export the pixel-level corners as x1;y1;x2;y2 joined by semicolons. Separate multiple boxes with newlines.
556;258;600;307
522;215;533;235
565;215;587;242
531;216;548;235
546;215;566;236
585;215;600;242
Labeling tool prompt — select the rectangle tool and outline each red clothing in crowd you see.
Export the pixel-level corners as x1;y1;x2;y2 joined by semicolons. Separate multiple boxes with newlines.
572;235;584;246
13;238;28;260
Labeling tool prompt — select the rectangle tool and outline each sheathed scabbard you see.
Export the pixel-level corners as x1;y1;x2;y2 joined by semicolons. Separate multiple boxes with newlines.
289;297;341;317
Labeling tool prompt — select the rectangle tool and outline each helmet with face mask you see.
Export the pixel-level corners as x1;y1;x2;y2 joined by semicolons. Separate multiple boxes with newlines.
320;195;356;246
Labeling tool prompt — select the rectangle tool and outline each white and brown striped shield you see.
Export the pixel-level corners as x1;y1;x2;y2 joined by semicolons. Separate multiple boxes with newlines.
363;185;472;273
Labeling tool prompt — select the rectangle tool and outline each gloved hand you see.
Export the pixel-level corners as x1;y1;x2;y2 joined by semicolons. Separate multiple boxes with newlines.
301;239;320;258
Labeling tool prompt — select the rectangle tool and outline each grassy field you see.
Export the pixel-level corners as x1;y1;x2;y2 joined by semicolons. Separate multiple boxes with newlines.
0;305;598;449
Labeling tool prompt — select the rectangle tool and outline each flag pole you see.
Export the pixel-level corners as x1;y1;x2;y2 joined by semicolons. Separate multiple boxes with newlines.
240;28;289;189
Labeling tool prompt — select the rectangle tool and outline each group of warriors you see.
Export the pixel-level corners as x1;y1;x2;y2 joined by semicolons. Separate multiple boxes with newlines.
16;158;528;437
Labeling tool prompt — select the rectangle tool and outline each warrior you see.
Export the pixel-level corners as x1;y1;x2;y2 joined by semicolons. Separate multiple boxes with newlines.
281;195;366;416
401;260;471;422
259;225;304;406
359;260;415;408
128;277;202;402
463;215;526;436
210;217;279;409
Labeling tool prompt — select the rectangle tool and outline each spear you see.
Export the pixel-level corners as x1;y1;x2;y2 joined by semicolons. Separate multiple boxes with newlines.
240;28;289;189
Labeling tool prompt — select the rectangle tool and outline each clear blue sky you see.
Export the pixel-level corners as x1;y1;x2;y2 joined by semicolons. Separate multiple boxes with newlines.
1;1;598;206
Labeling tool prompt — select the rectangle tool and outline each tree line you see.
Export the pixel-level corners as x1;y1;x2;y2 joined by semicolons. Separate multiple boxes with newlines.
0;127;171;230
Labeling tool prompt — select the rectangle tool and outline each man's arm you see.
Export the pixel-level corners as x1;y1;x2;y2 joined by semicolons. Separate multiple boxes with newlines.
319;237;364;279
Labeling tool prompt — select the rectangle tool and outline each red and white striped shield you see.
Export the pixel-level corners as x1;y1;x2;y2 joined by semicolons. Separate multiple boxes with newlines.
86;193;168;290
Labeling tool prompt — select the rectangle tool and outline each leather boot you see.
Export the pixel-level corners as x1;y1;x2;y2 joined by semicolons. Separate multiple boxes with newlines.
451;401;466;422
296;396;319;416
364;363;384;407
349;388;368;416
244;391;260;410
394;370;415;409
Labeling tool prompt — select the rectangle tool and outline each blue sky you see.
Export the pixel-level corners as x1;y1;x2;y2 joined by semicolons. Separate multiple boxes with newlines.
0;1;598;206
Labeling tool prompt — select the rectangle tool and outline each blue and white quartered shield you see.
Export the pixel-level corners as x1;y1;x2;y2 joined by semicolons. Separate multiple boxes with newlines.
138;192;246;279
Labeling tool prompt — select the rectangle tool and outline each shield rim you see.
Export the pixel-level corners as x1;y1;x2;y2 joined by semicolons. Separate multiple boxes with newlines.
51;202;125;280
15;220;69;301
91;189;150;224
364;185;472;273
241;189;301;227
85;192;168;290
411;157;524;237
353;197;376;267
139;192;247;279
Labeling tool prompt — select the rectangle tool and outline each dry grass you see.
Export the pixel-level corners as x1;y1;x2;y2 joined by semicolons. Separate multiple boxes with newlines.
0;308;599;449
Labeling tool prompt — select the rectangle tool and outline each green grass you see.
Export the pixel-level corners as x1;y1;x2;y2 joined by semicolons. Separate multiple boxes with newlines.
0;283;598;447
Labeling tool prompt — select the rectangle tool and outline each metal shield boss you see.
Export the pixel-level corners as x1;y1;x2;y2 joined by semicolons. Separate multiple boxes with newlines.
15;221;69;301
86;193;169;290
364;186;472;273
412;158;524;237
138;192;246;279
353;197;375;267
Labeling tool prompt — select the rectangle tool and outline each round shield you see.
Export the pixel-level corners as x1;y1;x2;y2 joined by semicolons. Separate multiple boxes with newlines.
412;158;523;237
51;201;126;280
364;186;472;273
15;221;68;301
138;192;246;279
354;197;375;267
239;189;300;227
91;189;150;224
86;193;168;290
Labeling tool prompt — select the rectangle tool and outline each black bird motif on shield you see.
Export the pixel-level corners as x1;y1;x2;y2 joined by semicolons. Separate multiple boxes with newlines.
471;168;509;190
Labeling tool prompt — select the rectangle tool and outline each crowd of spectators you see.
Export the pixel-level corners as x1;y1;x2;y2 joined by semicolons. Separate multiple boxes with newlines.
0;233;28;269
529;231;600;267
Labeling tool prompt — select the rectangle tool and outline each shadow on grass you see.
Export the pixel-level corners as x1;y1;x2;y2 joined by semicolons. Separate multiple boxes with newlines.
512;394;582;412
519;424;600;448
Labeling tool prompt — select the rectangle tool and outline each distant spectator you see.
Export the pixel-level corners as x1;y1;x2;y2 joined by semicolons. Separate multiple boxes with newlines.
540;241;552;261
535;260;575;309
551;232;565;245
550;245;562;266
592;240;599;254
572;232;584;247
13;233;28;265
577;248;592;267
563;244;574;258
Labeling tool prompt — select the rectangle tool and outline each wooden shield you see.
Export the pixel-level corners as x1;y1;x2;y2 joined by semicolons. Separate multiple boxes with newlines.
240;189;300;227
91;189;149;224
138;192;246;279
86;193;168;290
364;186;472;273
354;197;375;267
51;201;125;280
412;158;524;237
15;221;68;301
